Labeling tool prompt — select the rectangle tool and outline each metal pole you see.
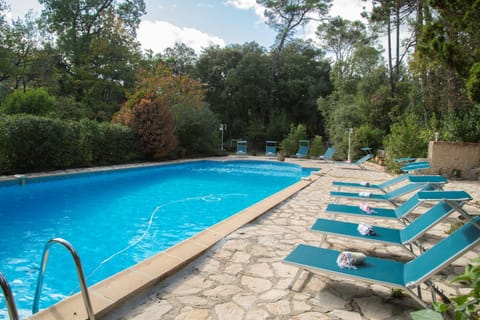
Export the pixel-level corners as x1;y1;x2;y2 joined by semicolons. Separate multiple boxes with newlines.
220;124;224;151
347;128;353;162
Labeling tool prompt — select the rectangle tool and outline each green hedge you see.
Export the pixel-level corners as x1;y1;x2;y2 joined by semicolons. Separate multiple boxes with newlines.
0;115;140;174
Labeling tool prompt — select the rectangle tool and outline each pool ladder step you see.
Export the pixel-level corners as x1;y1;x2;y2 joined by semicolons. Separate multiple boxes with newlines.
32;238;95;319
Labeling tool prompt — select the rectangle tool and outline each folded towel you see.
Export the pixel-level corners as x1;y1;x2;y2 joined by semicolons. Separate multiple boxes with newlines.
357;223;376;236
336;251;366;269
360;181;370;186
359;203;376;214
359;191;371;197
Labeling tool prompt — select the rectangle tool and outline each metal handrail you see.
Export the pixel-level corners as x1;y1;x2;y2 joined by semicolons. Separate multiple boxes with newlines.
0;272;19;320
32;238;95;319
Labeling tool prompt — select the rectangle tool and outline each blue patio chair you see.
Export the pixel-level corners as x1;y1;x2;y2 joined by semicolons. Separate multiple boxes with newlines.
330;175;446;207
315;147;336;161
265;140;277;157
334;154;372;170
236;140;247;156
284;216;480;308
294;140;310;159
312;191;472;254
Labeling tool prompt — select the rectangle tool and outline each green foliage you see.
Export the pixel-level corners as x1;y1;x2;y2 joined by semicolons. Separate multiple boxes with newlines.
276;40;331;132
37;0;145;121
383;114;429;169
280;124;308;156
1;88;56;116
440;105;480;143
411;258;480;320
53;96;92;120
174;105;220;157
195;41;331;142
321;100;359;159
246;120;267;153
0;115;139;174
114;64;219;159
130;94;177;160
316;17;372;63
467;63;480;103
410;309;443;320
266;110;288;141
310;135;324;157
353;124;385;157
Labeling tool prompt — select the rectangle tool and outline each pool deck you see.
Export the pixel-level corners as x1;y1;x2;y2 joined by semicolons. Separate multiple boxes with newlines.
22;157;480;320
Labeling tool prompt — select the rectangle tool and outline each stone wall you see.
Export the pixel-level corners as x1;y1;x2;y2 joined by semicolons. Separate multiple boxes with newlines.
428;141;480;179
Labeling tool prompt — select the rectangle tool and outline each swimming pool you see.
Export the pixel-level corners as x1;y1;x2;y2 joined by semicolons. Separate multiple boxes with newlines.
0;160;316;318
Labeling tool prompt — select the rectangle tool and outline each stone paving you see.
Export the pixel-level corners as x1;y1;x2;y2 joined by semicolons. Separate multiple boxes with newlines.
102;160;480;320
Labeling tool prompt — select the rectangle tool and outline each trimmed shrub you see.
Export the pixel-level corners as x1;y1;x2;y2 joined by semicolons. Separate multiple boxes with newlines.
174;105;220;157
0;115;140;174
280;124;308;156
1;88;56;116
383;113;429;170
310;135;325;157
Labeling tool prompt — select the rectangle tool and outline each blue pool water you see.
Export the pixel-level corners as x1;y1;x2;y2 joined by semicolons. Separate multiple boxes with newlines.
0;160;315;318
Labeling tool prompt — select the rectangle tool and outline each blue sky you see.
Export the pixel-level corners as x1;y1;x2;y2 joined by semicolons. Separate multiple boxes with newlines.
5;0;369;54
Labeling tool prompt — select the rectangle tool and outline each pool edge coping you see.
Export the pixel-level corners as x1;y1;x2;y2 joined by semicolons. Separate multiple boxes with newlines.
25;159;320;320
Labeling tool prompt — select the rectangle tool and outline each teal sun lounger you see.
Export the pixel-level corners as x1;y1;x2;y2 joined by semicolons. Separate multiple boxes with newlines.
325;189;464;223
312;191;472;254
236;140;247;155
332;173;410;192
284;216;480;308
294;140;310;159
314;147;336;161
332;174;446;194
330;175;447;207
334;154;372;170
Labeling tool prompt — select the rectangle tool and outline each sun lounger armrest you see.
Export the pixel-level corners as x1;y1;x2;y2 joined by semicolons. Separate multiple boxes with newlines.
417;190;472;201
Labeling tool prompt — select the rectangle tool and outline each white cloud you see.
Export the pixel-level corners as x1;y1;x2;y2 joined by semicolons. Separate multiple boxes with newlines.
330;0;369;22
225;0;256;10
137;20;226;54
225;0;266;23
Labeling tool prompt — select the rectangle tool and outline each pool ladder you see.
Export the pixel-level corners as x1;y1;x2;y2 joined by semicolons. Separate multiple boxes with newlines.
32;238;95;319
1;272;19;320
1;238;95;320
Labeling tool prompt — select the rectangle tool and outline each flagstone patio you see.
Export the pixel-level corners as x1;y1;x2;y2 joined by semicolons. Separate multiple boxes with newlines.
101;158;480;320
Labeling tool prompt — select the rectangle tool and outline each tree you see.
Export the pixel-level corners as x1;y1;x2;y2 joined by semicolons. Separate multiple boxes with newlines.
223;43;272;141
195;44;244;118
276;40;331;135
114;64;219;158
365;0;417;95
195;43;270;140
163;43;197;76
129;93;177;159
0;10;45;95
38;0;146;120
417;0;480;105
257;0;332;81
316;16;371;63
0;0;11;86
